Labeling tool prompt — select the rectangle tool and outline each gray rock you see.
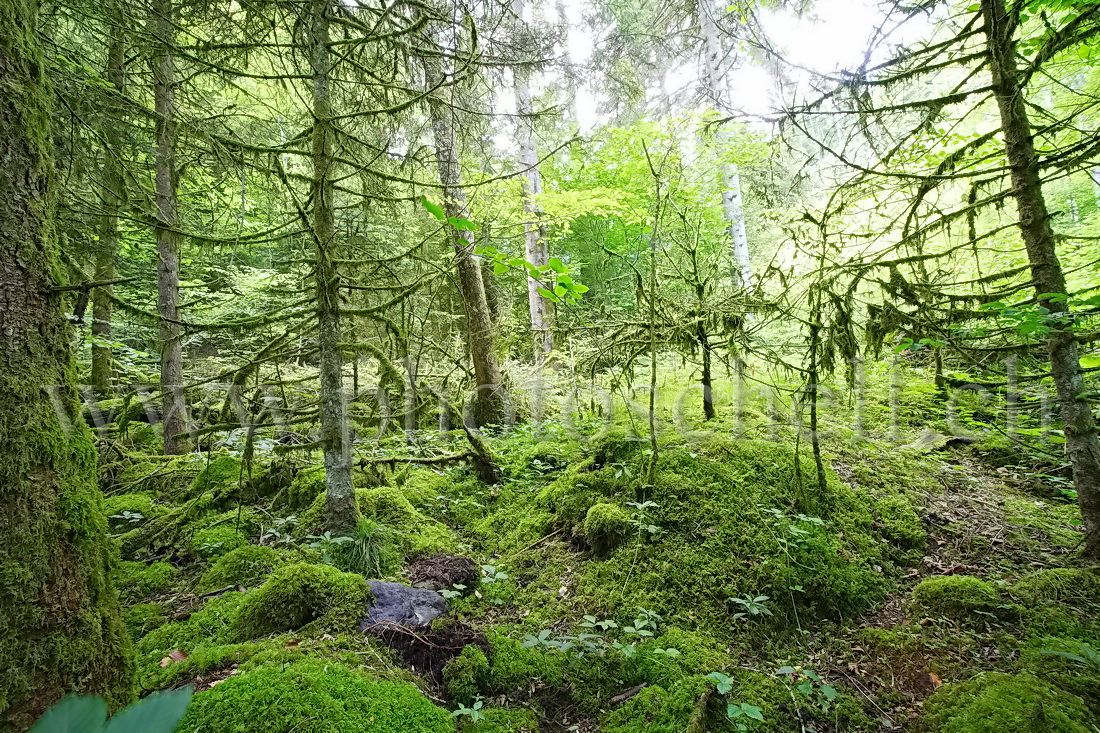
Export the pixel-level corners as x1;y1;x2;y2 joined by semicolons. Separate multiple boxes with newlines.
360;580;449;630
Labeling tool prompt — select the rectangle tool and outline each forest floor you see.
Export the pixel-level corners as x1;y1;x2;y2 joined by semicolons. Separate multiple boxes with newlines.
102;417;1099;733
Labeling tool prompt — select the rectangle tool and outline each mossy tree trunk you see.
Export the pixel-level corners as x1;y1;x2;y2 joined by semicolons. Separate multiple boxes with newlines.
308;0;357;534
0;1;133;727
982;0;1100;558
151;0;190;454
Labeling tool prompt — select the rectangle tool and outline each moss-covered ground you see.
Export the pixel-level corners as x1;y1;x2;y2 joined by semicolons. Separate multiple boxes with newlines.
93;372;1098;733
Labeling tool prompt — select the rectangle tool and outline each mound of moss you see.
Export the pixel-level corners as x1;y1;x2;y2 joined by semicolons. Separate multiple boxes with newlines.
1011;567;1100;607
300;487;457;558
482;437;899;636
185;454;245;502
103;491;170;533
177;658;453;732
113;560;178;603
920;672;1092;733
583;503;632;555
444;645;490;704
124;602;166;640
911;576;1000;618
230;562;369;641
197;545;286;591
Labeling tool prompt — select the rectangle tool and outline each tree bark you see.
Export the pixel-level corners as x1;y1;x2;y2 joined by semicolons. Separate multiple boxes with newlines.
308;0;358;534
697;0;752;290
422;43;506;427
151;0;190;453
512;0;554;363
982;0;1100;558
0;2;132;726
91;24;126;393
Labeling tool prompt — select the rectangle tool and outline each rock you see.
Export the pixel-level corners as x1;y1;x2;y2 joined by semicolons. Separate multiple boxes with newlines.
360;580;449;630
407;553;478;592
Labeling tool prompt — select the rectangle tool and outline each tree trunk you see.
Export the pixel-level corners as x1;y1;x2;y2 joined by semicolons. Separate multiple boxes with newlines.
982;0;1100;558
91;26;125;393
0;4;132;726
151;0;189;453
697;0;752;290
309;0;357;534
512;0;554;363
698;326;715;420
423;45;505;427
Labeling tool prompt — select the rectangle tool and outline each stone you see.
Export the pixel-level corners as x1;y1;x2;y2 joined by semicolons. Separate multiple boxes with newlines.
360;580;449;630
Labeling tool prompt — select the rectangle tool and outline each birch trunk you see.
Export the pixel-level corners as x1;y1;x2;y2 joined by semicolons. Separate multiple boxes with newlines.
697;0;752;290
513;0;553;362
151;0;190;453
982;0;1100;558
308;0;357;533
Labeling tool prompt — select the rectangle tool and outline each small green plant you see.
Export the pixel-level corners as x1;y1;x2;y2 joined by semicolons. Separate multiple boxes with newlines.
337;517;398;577
522;608;670;660
1042;641;1100;672
776;665;839;712
260;515;297;546
109;510;145;527
451;696;485;723
705;673;764;731
440;583;467;600
728;595;772;619
305;530;353;565
30;687;192;733
625;500;663;540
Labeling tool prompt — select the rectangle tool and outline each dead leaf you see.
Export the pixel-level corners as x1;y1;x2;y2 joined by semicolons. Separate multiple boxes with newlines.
285;638;301;648
159;649;187;667
929;672;942;689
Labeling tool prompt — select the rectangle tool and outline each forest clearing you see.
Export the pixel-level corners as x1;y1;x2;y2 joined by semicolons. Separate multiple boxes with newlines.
2;0;1100;731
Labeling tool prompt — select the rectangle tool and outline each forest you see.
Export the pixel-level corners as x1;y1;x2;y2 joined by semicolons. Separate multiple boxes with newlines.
2;0;1100;730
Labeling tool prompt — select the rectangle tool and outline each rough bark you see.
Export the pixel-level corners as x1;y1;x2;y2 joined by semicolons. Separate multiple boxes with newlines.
91;27;125;393
982;0;1100;558
423;44;505;427
151;0;189;453
308;0;357;533
512;0;553;362
0;2;132;726
697;0;752;290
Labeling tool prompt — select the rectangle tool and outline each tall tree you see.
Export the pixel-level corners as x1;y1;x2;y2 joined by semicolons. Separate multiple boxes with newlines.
306;0;357;533
91;12;126;392
512;0;554;362
151;0;190;453
981;0;1100;557
422;27;506;426
0;0;131;726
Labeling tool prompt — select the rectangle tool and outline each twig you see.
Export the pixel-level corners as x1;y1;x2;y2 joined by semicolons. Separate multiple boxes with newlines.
609;683;647;706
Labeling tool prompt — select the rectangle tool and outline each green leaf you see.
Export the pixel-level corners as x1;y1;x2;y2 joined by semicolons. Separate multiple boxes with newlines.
1081;356;1100;369
104;688;193;733
447;216;478;231
420;196;446;221
548;257;567;273
743;704;764;721
820;684;838;701
30;696;107;733
537;287;559;302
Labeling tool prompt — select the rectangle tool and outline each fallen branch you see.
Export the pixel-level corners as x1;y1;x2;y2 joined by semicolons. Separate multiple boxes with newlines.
609;683;648;706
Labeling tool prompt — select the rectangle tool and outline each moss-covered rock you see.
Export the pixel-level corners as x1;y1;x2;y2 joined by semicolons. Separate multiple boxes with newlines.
230;562;369;641
583;503;632;555
113;560;179;604
911;576;1000;618
103;491;170;533
873;493;926;553
444;645;490;704
1011;567;1100;607
185;453;245;502
920;672;1092;733
276;465;325;511
177;658;453;732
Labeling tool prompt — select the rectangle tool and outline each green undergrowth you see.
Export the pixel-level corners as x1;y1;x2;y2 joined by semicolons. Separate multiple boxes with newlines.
920;672;1093;733
470;432;917;639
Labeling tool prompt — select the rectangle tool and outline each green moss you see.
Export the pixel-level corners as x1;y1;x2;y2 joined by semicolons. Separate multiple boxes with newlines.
873;493;926;553
634;628;729;685
123;602;166;641
277;465;325;511
920;672;1092;733
1011;568;1100;607
601;675;721;733
197;545;285;591
300;487;457;559
229;562;369;641
911;576;1000;617
460;707;540;732
113;560;179;604
583;503;632;555
134;591;248;686
103;492;169;533
444;645;490;704
485;632;566;692
1016;637;1100;713
1004;498;1083;550
185;454;245;502
177;658;453;732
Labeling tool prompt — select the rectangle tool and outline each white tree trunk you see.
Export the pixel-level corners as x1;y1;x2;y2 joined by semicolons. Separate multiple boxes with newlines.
697;0;752;290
